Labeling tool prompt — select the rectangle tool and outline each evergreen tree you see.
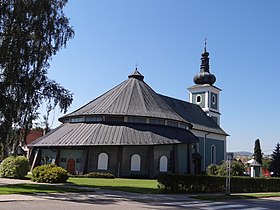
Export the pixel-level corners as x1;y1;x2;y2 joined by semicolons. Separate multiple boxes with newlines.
253;139;263;165
269;143;280;177
0;0;74;158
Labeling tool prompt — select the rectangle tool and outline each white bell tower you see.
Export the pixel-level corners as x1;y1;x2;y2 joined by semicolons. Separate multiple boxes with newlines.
188;43;221;125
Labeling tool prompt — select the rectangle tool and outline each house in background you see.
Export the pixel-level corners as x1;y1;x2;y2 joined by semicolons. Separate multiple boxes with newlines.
28;47;228;177
21;129;43;157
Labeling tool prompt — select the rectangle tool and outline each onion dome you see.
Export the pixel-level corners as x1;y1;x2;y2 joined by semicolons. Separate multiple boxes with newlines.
193;43;216;85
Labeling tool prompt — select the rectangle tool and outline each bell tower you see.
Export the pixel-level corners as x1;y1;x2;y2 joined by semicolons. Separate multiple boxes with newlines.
188;42;221;125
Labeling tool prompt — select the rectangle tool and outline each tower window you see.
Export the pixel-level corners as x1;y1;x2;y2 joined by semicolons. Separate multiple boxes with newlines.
212;95;216;105
196;95;201;104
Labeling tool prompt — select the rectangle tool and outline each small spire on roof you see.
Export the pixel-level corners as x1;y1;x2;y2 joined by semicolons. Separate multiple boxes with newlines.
128;64;144;81
204;38;207;52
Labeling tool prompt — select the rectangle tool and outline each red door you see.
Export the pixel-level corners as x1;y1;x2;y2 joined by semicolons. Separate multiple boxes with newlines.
67;158;76;174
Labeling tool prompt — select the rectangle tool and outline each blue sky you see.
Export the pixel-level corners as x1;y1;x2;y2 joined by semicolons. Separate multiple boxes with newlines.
44;0;280;154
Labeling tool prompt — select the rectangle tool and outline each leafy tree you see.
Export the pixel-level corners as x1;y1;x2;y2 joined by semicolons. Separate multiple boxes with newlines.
253;139;263;165
217;160;245;176
206;164;219;175
262;157;271;171
269;143;280;177
0;0;74;159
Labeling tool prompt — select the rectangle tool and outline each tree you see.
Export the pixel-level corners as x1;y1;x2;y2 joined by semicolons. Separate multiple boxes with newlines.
253;139;263;165
262;157;272;176
207;161;245;176
217;160;245;176
268;143;280;177
206;164;219;175
0;0;74;159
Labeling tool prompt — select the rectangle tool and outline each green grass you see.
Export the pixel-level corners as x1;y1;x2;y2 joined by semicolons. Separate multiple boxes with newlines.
0;183;85;195
2;177;280;197
0;177;159;194
68;177;160;194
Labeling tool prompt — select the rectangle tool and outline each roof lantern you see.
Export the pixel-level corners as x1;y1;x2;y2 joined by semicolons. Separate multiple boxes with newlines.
128;68;144;81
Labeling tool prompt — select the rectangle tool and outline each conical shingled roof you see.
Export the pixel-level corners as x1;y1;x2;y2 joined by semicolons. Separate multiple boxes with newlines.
60;69;190;125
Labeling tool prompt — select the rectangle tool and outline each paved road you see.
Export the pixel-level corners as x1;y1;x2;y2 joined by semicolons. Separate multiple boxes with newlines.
1;178;280;209
163;198;280;209
1;191;280;210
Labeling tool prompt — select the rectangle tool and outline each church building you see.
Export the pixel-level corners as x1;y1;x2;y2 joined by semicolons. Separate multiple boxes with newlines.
29;47;228;178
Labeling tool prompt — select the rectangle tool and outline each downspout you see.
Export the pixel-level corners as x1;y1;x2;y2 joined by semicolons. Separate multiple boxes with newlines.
204;132;210;171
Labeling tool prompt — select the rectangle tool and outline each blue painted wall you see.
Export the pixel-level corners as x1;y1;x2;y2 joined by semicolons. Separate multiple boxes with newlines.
197;136;225;172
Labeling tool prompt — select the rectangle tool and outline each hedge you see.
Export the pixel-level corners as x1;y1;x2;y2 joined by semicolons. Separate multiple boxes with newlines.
85;172;115;178
158;173;280;193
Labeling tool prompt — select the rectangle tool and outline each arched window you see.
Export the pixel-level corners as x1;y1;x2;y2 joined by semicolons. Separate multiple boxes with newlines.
211;145;216;164
159;156;168;172
131;154;141;171
98;153;108;170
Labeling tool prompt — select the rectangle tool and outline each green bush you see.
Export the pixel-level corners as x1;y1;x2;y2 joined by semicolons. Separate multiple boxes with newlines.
0;156;29;179
206;164;219;175
32;164;68;183
158;174;225;193
158;173;280;193
207;161;245;176
218;160;245;176
85;172;115;179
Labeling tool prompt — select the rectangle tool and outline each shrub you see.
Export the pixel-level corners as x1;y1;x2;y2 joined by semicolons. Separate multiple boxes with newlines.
158;173;280;193
218;160;245;176
32;164;68;183
206;164;219;175
158;174;225;193
0;156;29;179
85;172;115;179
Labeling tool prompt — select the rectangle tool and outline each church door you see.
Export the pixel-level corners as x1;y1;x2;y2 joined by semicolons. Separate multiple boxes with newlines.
67;158;76;174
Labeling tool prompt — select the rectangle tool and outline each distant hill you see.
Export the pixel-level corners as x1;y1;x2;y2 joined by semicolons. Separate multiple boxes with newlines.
233;151;253;156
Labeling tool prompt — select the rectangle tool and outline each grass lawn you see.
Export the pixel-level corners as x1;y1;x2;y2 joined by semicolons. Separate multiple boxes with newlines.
0;183;85;195
68;177;160;194
0;177;159;194
2;177;280;197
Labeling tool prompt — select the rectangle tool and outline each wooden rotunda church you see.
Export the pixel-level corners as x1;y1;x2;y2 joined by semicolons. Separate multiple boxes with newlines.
29;47;228;178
